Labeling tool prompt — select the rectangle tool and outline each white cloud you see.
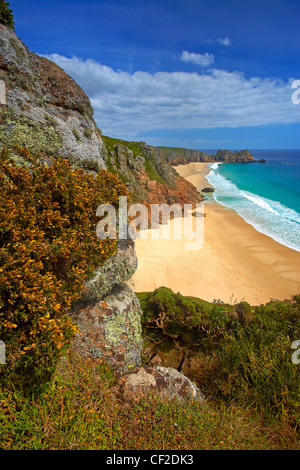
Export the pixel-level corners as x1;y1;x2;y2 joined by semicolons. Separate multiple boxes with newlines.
218;37;232;46
180;50;214;67
44;53;300;139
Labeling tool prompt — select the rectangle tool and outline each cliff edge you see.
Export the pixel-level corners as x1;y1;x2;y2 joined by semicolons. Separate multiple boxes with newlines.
0;23;204;401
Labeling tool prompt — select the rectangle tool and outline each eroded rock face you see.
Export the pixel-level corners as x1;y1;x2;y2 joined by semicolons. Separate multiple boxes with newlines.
0;25;144;376
103;138;204;209
0;25;105;170
71;284;143;374
117;366;205;403
80;238;138;304
0;25;206;396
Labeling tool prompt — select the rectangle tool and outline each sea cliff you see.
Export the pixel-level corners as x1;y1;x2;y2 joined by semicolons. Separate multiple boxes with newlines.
156;146;255;165
0;23;204;400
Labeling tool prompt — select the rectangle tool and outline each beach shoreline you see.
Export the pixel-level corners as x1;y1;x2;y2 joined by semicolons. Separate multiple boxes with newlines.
129;162;300;305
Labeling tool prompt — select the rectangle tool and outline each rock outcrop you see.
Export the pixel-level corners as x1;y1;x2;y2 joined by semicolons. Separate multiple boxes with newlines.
116;366;205;403
201;187;214;193
0;24;205;398
157;146;255;165
71;238;143;374
71;284;143;375
79;239;138;304
0;24;104;171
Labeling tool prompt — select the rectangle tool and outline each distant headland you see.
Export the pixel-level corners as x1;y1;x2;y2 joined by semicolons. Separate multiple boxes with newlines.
155;147;255;165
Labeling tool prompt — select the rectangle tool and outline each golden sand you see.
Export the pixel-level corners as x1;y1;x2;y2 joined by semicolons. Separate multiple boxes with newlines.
129;162;300;305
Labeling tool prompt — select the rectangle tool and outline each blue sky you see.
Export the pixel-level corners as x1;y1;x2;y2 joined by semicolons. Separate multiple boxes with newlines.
9;0;300;149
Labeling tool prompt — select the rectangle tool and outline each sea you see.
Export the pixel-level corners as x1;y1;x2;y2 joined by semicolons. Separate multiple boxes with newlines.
204;150;300;253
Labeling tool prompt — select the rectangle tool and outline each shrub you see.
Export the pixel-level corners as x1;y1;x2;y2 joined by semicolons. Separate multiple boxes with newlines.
83;128;93;140
138;287;234;350
0;0;14;30
138;288;300;425
72;128;81;142
0;146;128;394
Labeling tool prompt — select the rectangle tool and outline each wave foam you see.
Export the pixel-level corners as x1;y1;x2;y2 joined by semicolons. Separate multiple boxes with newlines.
206;167;300;252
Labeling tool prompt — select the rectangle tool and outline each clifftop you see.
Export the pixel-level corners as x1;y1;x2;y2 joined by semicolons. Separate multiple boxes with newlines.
0;24;203;210
0;24;104;170
102;135;204;209
156;146;255;165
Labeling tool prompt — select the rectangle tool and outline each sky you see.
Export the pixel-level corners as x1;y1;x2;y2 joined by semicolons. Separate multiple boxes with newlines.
9;0;300;150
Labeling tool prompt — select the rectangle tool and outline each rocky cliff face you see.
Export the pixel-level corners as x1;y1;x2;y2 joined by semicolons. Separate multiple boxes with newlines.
102;135;204;209
157;146;255;165
70;238;143;374
0;24;104;171
0;25;144;374
0;24;204;400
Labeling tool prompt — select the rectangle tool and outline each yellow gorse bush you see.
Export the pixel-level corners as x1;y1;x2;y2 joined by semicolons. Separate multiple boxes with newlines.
0;146;128;393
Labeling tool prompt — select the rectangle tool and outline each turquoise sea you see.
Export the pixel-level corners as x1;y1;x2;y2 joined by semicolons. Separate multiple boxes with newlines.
205;150;300;253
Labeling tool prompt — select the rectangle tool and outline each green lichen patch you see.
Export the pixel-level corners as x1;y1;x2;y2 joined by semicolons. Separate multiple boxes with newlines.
0;111;62;155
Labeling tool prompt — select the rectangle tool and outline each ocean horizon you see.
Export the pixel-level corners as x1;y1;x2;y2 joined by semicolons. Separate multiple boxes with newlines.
205;149;300;253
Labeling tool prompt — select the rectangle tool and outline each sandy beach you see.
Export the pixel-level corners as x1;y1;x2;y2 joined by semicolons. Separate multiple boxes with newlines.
129;162;300;305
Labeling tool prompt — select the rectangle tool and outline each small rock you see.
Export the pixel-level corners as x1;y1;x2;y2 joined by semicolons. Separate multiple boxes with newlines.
201;187;214;193
116;366;205;403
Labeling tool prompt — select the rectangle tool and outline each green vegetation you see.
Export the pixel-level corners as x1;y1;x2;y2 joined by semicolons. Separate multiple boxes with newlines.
102;135;168;185
0;0;14;30
138;288;300;430
72;127;81;143
1;281;299;449
1;351;298;450
83;128;93;140
102;135;145;157
0;146;128;395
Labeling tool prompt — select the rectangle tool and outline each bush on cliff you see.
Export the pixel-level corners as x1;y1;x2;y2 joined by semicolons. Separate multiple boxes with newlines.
0;146;128;394
0;0;14;30
138;288;300;426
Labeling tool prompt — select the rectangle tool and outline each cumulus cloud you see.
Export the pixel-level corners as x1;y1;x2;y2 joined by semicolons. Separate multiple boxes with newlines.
45;53;300;138
180;50;214;67
218;37;232;46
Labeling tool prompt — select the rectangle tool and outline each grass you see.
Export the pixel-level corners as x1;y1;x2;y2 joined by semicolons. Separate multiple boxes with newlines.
1;351;298;450
138;288;300;437
1;287;300;450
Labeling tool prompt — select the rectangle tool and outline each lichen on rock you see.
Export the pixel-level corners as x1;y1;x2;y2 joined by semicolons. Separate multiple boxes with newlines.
116;366;205;403
0;24;105;170
71;284;143;375
79;238;138;304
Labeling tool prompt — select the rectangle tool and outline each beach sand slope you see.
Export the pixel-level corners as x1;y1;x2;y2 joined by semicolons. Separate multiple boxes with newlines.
129;162;300;305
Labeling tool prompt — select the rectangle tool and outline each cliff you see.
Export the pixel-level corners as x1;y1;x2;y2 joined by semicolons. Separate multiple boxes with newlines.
0;24;203;400
102;135;203;208
156;146;255;165
0;25;106;171
0;23;203;206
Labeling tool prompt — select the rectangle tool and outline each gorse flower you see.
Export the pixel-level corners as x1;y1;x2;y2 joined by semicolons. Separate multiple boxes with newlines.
0;146;128;393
